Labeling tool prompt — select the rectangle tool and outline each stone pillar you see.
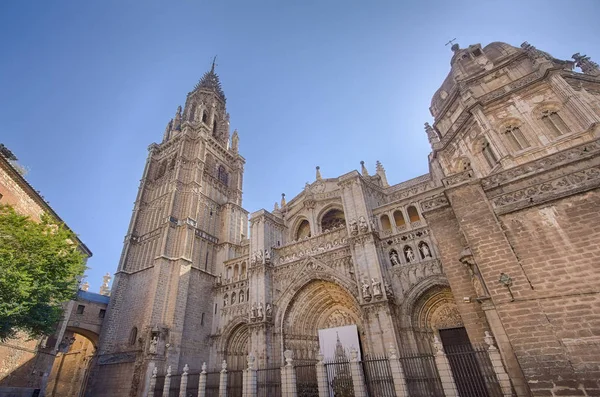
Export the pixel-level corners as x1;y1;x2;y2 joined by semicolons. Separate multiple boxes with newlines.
433;337;459;397
179;364;189;397
243;354;257;397
162;366;172;397
387;345;408;397
147;367;158;397
349;349;367;397
485;332;513;397
315;353;329;397
281;350;297;397
219;360;228;397
198;363;207;397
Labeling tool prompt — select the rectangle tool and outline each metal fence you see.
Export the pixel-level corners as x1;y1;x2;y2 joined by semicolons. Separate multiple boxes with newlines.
227;369;244;397
187;373;200;397
398;352;444;397
324;358;354;397
257;366;281;397
445;345;504;397
362;355;396;397
205;371;220;397
295;360;319;397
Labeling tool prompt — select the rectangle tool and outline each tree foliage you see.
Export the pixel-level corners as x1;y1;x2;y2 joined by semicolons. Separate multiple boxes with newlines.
0;204;86;341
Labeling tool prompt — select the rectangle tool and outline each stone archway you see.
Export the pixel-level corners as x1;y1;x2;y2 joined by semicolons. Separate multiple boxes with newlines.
225;323;249;370
282;280;363;361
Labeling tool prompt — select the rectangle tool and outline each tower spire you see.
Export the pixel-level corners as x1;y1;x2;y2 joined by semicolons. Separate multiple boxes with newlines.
211;56;217;73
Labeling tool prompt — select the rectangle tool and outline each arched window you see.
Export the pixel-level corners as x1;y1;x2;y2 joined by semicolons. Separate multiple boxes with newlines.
246;290;249;302
218;165;229;186
129;327;138;346
226;266;232;280
201;313;205;326
504;125;530;151
213;120;218;136
393;210;405;227
407;206;420;223
481;140;498;168
541;110;570;138
202;111;208;123
380;214;392;231
321;209;345;231
419;242;432;259
189;103;197;121
231;292;236;305
241;262;247;279
296;219;311;240
233;264;239;280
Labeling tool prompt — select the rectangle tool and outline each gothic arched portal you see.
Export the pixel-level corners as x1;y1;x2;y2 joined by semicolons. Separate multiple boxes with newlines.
282;280;363;361
225;323;249;370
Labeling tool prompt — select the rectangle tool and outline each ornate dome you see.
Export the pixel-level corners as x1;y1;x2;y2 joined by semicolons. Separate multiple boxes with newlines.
194;62;226;103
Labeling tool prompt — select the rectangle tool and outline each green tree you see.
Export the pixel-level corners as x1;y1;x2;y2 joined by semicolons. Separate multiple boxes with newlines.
0;204;86;341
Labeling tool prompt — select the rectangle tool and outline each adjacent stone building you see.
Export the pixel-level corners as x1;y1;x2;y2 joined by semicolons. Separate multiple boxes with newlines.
89;42;600;397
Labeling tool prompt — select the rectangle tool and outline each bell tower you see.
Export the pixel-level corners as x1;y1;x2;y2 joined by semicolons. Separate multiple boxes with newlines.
90;63;248;397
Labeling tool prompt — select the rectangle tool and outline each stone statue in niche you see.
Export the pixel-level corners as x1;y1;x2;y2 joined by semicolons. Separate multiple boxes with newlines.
349;219;359;236
361;279;371;301
371;278;382;298
390;250;401;266
459;247;489;299
405;247;416;263
148;336;158;354
358;216;369;233
258;303;264;319
264;249;271;264
255;250;263;264
217;273;222;285
265;303;273;318
420;243;432;258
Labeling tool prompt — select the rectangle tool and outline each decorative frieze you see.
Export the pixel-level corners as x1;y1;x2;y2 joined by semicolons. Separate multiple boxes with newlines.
442;169;474;187
420;194;450;212
275;226;348;265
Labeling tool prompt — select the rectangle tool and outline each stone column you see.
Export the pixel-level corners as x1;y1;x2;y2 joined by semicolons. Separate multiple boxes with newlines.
219;360;228;397
178;364;189;397
349;349;367;397
147;367;158;397
281;350;297;397
162;366;172;397
244;354;257;397
485;332;513;397
315;353;329;397
387;345;408;397
433;337;459;397
198;363;207;397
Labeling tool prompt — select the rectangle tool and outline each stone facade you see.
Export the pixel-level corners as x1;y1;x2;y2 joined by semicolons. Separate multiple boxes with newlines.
90;42;600;397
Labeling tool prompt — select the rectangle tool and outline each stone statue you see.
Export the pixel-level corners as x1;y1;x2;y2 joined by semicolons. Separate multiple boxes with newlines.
420;244;432;258
265;303;273;318
217;273;222;285
349;219;358;236
258;302;264;319
256;250;263;264
371;278;382;297
148;336;158;354
264;249;271;264
384;282;394;299
405;247;416;262
251;303;257;320
358;216;369;233
390;250;401;266
361;280;371;300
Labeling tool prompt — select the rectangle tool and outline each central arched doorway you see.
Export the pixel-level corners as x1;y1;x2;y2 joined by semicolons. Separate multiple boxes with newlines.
282;280;363;361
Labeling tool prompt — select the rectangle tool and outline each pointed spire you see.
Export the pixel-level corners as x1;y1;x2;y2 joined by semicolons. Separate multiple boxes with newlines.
99;273;111;296
80;281;90;292
375;161;389;187
280;193;286;207
163;119;173;141
316;166;322;181
194;58;226;103
360;161;369;177
572;53;600;76
211;56;217;73
273;202;279;211
231;129;239;153
173;106;182;131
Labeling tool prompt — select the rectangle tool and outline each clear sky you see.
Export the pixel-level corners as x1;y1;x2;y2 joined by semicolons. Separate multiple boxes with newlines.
1;0;598;291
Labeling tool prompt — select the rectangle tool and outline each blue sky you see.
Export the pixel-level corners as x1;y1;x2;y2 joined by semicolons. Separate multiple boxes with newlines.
1;0;598;291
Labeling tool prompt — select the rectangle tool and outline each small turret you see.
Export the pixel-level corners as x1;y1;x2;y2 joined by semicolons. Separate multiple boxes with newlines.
360;161;369;177
163;119;173;141
231;130;239;153
173;106;182;131
99;273;111;296
316;166;322;181
280;193;286;208
375;161;389;187
424;122;440;145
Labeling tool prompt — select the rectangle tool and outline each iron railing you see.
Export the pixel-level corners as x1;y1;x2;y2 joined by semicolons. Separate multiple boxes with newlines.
295;360;319;397
445;345;504;397
227;369;244;397
324;358;355;397
205;371;220;397
257;366;281;397
187;372;200;397
398;352;444;397
362;355;396;397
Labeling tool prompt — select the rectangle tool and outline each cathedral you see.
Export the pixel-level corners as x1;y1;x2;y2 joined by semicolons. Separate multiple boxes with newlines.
87;41;600;397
